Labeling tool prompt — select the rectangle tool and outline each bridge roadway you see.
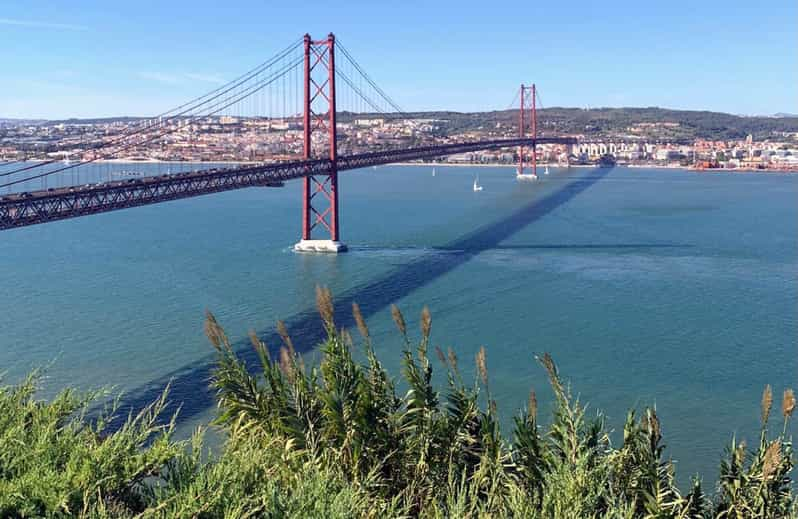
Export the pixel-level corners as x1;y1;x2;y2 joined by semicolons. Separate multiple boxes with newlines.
0;136;575;230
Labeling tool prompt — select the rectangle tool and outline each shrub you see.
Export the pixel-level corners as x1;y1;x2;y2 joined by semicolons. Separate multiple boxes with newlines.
0;287;794;517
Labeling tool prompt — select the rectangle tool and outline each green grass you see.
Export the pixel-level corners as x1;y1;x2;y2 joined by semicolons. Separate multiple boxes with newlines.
1;286;795;517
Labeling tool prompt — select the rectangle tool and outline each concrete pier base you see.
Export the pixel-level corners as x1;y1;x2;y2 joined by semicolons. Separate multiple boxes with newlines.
293;239;348;253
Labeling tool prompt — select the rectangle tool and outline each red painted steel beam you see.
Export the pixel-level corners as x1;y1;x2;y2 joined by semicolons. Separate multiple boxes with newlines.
302;34;312;240
532;83;537;176
327;33;339;241
519;84;525;175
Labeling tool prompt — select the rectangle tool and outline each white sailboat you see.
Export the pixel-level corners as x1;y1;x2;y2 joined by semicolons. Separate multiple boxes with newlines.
544;165;550;175
432;167;436;176
473;175;483;192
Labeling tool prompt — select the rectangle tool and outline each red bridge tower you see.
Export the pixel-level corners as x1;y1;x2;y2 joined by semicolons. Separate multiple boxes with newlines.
517;83;538;180
294;33;347;253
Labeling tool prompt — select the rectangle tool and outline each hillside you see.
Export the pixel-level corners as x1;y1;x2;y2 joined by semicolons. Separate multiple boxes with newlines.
396;107;798;142
5;107;798;143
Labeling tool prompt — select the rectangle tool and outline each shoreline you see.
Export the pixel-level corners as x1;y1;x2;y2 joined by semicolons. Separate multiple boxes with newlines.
0;158;252;165
391;162;592;169
390;162;796;173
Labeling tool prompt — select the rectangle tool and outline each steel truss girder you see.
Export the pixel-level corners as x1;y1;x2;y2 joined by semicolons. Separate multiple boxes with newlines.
0;137;576;230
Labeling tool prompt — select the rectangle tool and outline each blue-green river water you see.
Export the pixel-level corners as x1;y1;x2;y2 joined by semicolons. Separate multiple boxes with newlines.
1;164;796;485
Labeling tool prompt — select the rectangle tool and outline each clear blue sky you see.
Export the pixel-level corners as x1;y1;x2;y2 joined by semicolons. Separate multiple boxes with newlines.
1;0;795;119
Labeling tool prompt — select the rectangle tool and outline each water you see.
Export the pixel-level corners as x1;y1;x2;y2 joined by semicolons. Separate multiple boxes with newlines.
1;164;796;485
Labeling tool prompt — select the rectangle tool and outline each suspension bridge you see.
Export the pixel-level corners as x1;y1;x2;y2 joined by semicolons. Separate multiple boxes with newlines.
0;33;576;251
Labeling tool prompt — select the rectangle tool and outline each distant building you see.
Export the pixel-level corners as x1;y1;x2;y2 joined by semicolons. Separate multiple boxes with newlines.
354;118;384;127
655;149;682;161
447;153;474;163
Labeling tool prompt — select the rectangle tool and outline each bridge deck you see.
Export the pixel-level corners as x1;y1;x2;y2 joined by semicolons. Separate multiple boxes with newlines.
0;137;575;230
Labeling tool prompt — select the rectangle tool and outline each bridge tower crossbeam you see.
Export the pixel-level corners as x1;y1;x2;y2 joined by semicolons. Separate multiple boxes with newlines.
294;32;347;253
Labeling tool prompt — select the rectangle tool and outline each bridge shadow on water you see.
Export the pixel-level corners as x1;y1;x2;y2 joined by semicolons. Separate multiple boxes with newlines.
115;166;623;425
485;244;690;250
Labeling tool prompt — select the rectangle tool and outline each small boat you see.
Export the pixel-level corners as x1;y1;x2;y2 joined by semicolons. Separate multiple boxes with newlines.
544;165;550;175
473;175;483;192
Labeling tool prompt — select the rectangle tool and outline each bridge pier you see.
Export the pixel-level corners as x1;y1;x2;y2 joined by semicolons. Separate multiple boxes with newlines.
293;32;347;254
294;239;348;253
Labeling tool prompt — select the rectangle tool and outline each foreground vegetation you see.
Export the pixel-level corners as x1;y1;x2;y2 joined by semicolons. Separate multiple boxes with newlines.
1;287;795;517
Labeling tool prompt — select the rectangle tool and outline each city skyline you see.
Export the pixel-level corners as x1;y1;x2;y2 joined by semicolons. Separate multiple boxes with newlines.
1;0;796;119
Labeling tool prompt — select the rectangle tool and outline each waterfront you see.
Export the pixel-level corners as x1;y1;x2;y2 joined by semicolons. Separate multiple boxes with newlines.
1;164;796;483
